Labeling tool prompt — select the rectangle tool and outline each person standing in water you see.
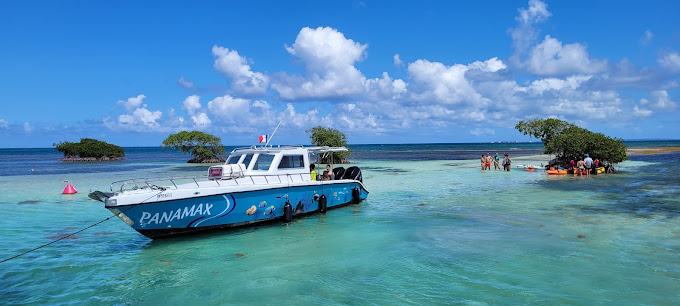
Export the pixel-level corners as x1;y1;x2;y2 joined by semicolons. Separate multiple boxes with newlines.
503;153;512;171
584;154;593;176
494;153;501;170
481;154;486;170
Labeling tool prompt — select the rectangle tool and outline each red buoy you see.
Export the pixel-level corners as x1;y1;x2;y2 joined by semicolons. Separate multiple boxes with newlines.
63;180;77;194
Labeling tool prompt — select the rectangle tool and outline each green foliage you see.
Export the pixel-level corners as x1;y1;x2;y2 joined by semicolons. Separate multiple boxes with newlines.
305;126;351;163
162;131;225;162
515;118;576;146
54;138;125;158
515;118;627;167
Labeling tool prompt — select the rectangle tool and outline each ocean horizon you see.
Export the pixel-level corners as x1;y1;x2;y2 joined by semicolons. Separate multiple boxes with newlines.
1;142;679;304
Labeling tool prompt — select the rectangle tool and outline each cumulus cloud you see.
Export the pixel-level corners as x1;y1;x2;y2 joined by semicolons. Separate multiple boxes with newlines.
207;95;251;123
658;52;680;73
526;35;608;76
393;54;403;67
272;26;368;100
117;94;146;112
105;94;168;132
182;95;201;116
640;30;654;45
632;105;652;117
212;46;269;96
407;59;491;106
648;90;677;111
0;119;7;129
118;108;162;128
191;113;212;127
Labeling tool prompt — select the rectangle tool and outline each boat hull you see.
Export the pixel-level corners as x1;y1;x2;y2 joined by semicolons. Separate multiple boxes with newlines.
106;182;368;239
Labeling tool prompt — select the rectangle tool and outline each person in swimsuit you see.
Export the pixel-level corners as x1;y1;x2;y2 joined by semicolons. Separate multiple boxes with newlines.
576;159;586;175
494;153;501;170
485;153;492;170
503;153;511;171
481;154;486;170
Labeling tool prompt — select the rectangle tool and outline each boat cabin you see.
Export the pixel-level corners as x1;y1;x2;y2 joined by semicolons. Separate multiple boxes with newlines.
207;146;347;182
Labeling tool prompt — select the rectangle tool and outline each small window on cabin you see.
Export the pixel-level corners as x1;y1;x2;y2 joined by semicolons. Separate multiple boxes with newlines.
226;155;241;164
278;155;305;169
242;154;254;167
252;154;275;171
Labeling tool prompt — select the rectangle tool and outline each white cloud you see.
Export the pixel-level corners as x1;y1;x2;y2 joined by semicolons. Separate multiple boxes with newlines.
182;95;201;115
470;128;495;136
393;54;403;67
407;59;488;106
178;77;195;89
0;119;7;129
640;30;654;45
524;75;592;94
516;0;551;24
526;35;608;76
117;94;146;112
118;108;162;128
277;103;321;128
365;72;407;101
272;26;368;100
658;52;680;73
191;112;212;126
207;95;251;123
509;0;551;62
212;46;269;96
23;122;33;133
648;90;677;111
632;105;652;117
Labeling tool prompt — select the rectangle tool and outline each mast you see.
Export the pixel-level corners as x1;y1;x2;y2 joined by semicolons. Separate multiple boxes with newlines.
265;121;282;147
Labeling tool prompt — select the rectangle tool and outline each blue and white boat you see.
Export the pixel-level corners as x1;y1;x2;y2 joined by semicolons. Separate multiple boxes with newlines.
89;146;368;238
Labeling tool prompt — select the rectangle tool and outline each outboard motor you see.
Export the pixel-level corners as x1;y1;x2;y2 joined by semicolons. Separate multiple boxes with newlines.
343;166;362;182
333;167;345;180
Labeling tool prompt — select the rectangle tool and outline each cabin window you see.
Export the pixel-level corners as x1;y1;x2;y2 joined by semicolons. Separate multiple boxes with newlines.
242;154;254;167
278;155;305;169
226;155;241;164
252;154;275;171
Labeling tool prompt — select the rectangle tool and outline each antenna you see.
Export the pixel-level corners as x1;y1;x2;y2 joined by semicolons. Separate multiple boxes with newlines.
265;121;282;147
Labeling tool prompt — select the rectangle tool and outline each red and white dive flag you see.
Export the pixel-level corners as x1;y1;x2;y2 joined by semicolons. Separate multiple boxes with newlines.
258;134;268;144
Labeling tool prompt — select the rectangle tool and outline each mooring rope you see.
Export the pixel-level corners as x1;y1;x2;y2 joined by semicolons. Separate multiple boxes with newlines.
0;189;164;264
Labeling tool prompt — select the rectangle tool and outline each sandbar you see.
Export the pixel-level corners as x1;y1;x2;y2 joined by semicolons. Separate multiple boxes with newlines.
626;147;680;155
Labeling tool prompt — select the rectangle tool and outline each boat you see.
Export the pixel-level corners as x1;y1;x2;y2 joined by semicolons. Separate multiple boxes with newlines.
89;145;368;239
546;167;568;175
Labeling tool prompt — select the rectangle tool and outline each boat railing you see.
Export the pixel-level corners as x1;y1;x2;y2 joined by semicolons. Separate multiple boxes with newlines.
110;172;323;193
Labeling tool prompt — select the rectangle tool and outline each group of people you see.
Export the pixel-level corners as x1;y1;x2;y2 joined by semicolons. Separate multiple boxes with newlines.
309;164;335;181
570;154;599;176
481;152;512;171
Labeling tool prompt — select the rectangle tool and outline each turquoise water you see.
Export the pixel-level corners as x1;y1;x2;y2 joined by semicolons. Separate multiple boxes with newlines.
1;143;679;304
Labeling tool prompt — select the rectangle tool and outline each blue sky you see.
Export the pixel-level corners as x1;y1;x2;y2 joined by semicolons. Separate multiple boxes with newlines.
1;0;679;148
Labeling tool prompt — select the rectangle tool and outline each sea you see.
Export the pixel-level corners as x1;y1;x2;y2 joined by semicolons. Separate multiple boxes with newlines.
1;141;679;304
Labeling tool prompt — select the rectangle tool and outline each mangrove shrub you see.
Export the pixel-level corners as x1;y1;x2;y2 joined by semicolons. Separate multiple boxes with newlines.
54;138;125;160
515;118;627;170
162;131;226;163
306;126;351;163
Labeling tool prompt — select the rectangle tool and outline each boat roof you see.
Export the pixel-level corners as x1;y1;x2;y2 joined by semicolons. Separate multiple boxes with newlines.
229;145;348;155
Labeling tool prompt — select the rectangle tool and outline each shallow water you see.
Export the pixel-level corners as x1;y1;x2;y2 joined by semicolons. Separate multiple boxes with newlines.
1;144;679;304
